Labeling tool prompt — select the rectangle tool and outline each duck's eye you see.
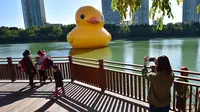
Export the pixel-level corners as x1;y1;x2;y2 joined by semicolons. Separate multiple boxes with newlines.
80;14;85;19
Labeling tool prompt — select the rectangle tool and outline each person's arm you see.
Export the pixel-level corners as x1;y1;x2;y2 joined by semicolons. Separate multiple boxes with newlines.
142;67;156;81
142;56;157;81
27;57;36;71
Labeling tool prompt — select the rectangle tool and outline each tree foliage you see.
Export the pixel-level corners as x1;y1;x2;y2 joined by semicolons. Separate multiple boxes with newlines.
0;23;200;44
111;0;200;30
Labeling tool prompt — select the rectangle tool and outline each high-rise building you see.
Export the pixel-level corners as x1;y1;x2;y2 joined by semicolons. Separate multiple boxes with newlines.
182;0;200;22
132;0;149;25
21;0;46;29
102;0;121;25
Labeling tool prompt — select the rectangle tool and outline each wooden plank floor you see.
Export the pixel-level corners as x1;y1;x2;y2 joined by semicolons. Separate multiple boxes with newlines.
0;81;171;112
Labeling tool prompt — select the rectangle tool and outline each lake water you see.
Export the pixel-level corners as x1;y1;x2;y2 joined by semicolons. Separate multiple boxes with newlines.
0;38;200;72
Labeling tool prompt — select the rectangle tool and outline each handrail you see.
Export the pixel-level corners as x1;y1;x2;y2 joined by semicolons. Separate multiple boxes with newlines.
72;56;98;62
104;62;200;82
73;62;99;68
105;68;142;77
104;60;143;68
73;60;99;66
104;60;200;75
173;69;200;75
0;60;7;62
1;56;200;81
104;64;142;72
11;56;69;59
174;75;200;82
175;80;200;87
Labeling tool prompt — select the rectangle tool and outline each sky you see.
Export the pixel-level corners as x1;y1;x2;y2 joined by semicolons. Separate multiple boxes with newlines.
0;0;182;29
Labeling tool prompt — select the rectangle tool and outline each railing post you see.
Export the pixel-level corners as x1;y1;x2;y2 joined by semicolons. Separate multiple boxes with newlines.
68;55;74;82
7;57;16;82
99;59;106;92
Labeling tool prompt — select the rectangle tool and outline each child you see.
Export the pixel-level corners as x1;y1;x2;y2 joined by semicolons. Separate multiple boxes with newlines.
52;65;65;97
176;66;189;112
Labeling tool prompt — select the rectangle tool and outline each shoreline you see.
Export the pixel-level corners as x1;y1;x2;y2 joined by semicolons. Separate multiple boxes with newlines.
0;36;200;45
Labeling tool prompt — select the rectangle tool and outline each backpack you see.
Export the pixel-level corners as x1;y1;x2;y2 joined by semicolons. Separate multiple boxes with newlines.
17;59;27;72
45;57;53;69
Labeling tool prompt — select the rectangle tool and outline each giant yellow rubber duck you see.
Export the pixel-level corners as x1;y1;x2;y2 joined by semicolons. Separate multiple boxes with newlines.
67;6;112;48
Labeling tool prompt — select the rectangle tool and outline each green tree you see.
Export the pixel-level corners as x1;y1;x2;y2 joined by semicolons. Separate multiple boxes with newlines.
111;0;200;30
1;23;200;44
0;26;10;37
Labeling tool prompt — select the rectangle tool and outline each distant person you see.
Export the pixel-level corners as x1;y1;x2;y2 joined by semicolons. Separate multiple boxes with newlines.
142;55;174;112
175;66;189;112
22;50;36;87
52;65;65;97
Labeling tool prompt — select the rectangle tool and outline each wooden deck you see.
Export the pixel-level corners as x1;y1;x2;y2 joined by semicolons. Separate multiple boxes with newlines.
1;56;198;112
0;80;154;112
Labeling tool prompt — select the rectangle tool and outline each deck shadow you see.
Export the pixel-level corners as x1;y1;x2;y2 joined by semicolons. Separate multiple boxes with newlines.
0;82;149;112
54;83;149;112
0;82;49;107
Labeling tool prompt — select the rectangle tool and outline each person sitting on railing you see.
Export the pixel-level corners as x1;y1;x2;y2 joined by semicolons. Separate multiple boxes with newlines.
52;65;65;97
142;55;174;112
22;50;36;88
175;66;189;112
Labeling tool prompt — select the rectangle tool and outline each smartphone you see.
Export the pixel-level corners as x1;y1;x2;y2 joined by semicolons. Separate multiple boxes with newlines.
149;57;155;62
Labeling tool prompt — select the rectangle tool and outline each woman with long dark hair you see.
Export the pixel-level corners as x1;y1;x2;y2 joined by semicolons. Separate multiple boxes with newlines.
142;55;174;112
22;50;36;87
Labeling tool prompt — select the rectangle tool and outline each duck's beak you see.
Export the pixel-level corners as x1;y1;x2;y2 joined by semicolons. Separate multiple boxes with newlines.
87;17;101;24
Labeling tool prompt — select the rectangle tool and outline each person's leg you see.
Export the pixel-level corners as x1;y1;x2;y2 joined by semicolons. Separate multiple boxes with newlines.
43;70;48;81
150;104;160;112
176;98;181;111
29;72;34;87
61;86;65;95
55;87;58;97
161;104;170;112
181;98;187;112
49;76;52;82
39;70;43;82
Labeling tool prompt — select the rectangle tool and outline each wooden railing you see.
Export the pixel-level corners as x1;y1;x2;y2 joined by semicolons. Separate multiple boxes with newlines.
0;57;71;81
0;56;200;111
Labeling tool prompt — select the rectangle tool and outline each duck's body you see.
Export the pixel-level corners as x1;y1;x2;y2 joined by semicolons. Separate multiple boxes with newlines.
67;6;112;49
67;26;111;48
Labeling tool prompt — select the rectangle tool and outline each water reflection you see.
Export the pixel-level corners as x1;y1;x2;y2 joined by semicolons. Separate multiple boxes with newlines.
161;39;182;70
124;41;134;64
149;39;163;57
28;42;71;57
0;44;29;58
109;40;125;62
0;38;199;72
149;39;183;70
133;40;149;65
181;39;198;71
70;47;112;60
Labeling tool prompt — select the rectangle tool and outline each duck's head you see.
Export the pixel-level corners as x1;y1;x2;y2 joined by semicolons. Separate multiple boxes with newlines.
75;6;104;27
